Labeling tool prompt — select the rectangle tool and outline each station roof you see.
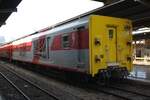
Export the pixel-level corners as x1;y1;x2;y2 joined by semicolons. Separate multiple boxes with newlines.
47;0;150;31
35;0;150;42
94;0;150;30
0;0;22;27
133;32;150;40
2;0;150;44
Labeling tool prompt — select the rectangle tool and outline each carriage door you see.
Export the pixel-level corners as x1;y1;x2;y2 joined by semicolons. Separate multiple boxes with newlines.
33;36;46;63
106;27;117;64
77;26;84;63
38;37;46;58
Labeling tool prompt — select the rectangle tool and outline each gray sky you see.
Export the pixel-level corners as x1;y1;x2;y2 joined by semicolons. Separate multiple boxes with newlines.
0;0;103;42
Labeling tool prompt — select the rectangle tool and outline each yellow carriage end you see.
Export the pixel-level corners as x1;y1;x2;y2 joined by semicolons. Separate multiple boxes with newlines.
89;15;132;77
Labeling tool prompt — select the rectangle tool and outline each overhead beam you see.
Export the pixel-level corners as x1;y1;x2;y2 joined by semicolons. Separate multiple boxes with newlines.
93;0;120;5
0;22;6;25
133;32;150;40
0;8;17;13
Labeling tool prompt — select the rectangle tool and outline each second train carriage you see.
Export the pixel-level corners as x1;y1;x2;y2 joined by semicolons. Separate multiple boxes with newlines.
0;15;133;80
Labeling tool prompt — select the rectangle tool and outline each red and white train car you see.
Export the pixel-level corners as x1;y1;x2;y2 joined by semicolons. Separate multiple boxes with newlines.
0;15;133;80
11;16;89;73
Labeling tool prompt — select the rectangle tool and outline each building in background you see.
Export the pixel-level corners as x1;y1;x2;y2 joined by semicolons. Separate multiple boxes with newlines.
133;32;150;65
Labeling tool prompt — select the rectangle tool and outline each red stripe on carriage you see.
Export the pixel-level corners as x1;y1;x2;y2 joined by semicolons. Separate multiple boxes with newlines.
12;42;32;51
51;35;62;50
51;29;89;50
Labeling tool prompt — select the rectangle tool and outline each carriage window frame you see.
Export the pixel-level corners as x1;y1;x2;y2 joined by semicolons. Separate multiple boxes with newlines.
108;29;114;39
62;34;70;48
19;43;26;57
33;39;38;55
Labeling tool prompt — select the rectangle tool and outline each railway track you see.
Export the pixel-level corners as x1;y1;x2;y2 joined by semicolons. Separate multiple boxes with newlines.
1;61;150;100
93;83;150;100
0;61;84;100
63;78;150;100
108;83;150;97
0;72;26;100
0;65;59;100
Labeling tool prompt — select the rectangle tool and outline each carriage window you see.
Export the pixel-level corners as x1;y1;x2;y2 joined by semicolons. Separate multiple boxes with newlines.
19;43;26;56
109;29;114;39
33;40;38;55
62;35;70;48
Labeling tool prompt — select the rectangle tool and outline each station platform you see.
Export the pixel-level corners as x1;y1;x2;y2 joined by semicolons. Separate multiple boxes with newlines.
130;65;150;81
133;58;150;66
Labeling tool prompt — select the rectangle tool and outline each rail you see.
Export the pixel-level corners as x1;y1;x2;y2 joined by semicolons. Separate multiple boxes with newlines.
0;66;59;100
0;72;31;100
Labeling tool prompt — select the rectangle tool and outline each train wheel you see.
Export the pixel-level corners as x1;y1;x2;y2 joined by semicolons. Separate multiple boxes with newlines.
97;69;110;85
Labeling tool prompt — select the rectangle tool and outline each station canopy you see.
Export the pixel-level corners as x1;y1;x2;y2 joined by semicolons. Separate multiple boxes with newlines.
92;0;150;30
0;0;149;30
0;0;22;27
49;0;150;31
1;0;150;42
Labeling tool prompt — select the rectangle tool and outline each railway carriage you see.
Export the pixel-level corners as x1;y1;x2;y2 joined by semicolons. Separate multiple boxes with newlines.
0;15;133;81
0;43;12;61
